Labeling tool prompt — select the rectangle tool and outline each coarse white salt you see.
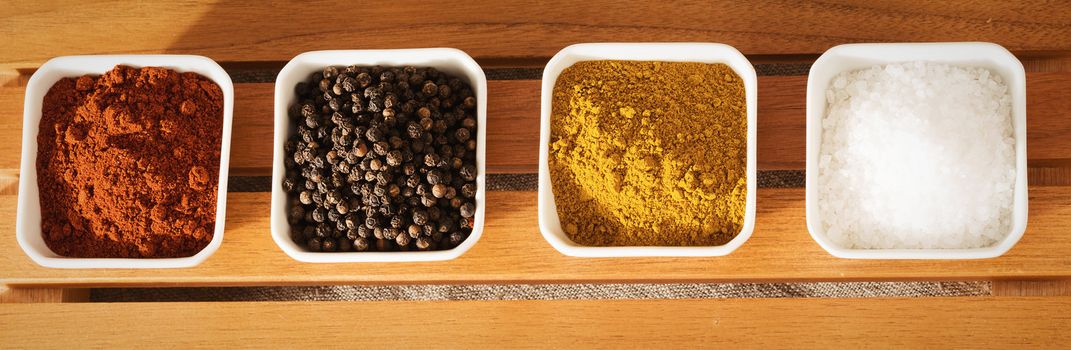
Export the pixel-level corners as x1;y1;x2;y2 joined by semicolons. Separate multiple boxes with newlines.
817;61;1015;249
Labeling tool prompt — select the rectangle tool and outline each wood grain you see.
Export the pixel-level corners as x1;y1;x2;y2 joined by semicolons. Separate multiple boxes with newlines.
993;281;1071;296
3;73;1069;175
1;1;1070;70
2;187;1070;287
0;287;87;303
1;297;1069;348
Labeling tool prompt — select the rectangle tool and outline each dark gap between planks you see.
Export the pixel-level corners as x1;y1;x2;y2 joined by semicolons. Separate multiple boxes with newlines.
90;281;991;302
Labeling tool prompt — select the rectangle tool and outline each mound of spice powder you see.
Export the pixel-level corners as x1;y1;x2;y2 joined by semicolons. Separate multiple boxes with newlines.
37;65;224;258
549;61;747;246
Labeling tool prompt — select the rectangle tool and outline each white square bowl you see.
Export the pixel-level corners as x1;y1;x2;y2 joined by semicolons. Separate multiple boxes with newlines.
537;43;758;257
805;42;1028;259
271;49;487;263
16;55;234;268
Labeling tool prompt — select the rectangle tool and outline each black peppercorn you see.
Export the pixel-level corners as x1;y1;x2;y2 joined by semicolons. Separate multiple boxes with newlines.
416;237;432;250
326;190;342;206
406;122;423;139
323;66;339;79
386;150;403;166
432;183;447;198
382;228;399;240
460;202;475;218
283;176;299;193
424;153;441;167
422;81;437;96
372;141;388;156
460;164;477;181
354;237;370;251
326;209;341;223
421;193;437;207
375;171;391;185
438;222;451;234
322;238;338;252
412;210;428;225
455;128;470;142
460;184;477;196
426;170;442;185
366;127;383;142
356;72;372;87
299;191;314;205
404;224;420;238
354;142;369;157
395;232;410;246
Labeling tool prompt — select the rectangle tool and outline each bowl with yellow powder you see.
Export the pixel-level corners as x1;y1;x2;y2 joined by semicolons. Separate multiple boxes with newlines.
537;43;757;257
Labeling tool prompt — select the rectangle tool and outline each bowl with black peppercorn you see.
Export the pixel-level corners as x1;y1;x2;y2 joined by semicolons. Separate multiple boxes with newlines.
271;49;486;262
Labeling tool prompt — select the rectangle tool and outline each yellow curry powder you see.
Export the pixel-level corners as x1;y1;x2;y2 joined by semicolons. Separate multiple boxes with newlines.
549;60;747;246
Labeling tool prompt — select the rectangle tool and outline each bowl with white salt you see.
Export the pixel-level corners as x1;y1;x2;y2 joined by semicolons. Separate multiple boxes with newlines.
805;42;1027;259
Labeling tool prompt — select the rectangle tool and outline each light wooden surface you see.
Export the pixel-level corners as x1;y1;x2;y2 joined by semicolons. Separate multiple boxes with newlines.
2;187;1069;287
2;1;1070;70
0;297;1067;348
2;73;1069;174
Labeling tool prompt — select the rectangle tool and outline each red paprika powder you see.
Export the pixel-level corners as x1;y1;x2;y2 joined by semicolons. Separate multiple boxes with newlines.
37;65;224;258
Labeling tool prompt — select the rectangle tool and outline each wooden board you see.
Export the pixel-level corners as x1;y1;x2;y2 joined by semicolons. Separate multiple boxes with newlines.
2;187;1070;287
2;73;1070;174
1;297;1069;348
2;1;1071;70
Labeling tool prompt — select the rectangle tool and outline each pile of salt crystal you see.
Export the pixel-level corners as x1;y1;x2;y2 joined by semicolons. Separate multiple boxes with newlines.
818;61;1015;249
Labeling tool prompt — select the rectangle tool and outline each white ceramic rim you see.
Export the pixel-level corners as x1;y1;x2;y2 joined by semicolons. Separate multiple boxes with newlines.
804;42;1029;259
536;42;758;257
15;55;234;268
270;49;487;263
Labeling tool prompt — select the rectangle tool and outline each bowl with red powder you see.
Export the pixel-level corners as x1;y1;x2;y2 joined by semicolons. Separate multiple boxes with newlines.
16;55;234;268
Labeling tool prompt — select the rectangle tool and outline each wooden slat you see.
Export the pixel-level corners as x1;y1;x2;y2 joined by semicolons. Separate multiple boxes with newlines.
1;297;1069;348
2;187;1070;287
2;1;1071;70
3;72;1069;174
